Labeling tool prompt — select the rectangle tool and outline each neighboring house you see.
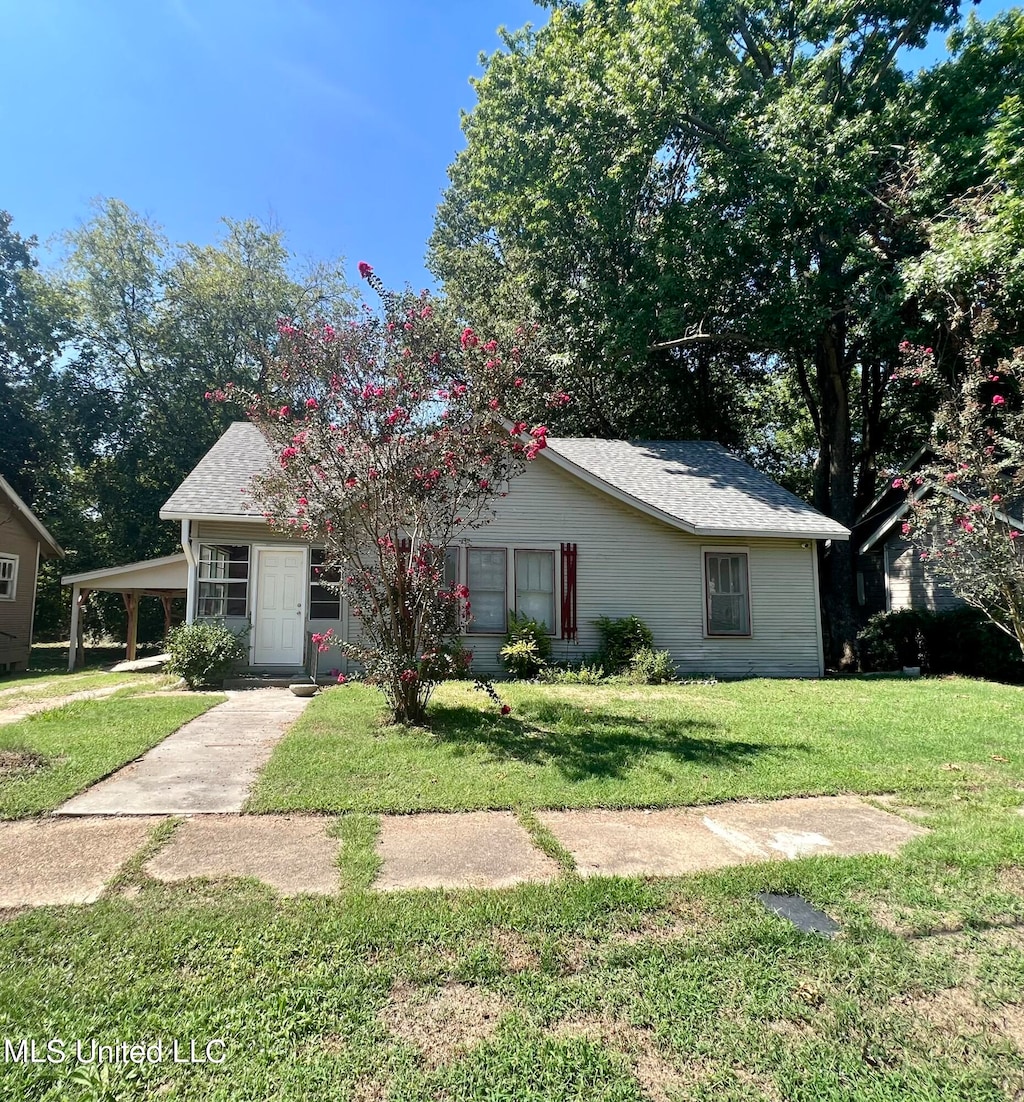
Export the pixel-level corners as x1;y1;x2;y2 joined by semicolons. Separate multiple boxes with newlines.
852;455;1024;618
0;474;63;672
159;422;850;678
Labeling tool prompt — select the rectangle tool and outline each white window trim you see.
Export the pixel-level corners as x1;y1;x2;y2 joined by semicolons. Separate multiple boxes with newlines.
0;553;18;602
195;542;251;621
513;548;558;636
460;543;562;637
701;545;753;639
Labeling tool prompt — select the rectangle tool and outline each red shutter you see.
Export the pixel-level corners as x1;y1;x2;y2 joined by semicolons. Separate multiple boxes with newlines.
560;542;577;640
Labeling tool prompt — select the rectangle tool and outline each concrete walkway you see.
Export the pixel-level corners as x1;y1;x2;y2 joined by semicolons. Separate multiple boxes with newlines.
56;689;310;816
0;796;929;908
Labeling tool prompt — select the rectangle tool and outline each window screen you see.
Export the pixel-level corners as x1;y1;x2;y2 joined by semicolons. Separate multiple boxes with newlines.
705;552;750;636
467;548;507;633
515;550;555;632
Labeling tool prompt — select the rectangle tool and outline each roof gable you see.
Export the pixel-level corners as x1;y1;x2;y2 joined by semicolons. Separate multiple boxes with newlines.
0;474;63;557
161;423;850;540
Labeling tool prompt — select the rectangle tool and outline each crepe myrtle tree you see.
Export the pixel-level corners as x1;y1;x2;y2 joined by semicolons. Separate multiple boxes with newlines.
209;263;557;725
891;328;1024;657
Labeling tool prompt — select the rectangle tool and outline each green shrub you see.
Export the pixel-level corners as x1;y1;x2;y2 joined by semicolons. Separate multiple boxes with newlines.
538;661;607;684
166;621;248;689
625;647;676;684
593;615;654;673
857;607;1024;682
499;639;545;680
500;613;552;679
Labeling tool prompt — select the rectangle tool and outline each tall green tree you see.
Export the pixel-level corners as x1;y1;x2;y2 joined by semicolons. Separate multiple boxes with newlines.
430;1;1022;666
48;199;355;639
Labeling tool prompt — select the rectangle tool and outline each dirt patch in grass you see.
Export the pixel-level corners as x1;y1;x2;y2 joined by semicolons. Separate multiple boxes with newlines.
350;1078;387;1102
488;928;541;972
997;866;1024;898
379;981;509;1067
0;749;49;775
549;1015;698;1102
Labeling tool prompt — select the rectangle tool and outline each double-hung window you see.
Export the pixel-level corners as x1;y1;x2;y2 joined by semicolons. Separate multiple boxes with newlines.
309;549;342;620
466;548;507;633
704;551;751;636
514;550;555;632
0;554;17;601
197;544;249;619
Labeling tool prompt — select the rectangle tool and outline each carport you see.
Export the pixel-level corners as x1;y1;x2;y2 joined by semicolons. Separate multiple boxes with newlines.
61;554;188;670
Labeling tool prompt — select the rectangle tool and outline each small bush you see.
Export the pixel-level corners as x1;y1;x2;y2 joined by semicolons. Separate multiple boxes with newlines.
166;621;247;689
499;639;545;680
500;613;552;679
857;607;1024;682
625;647;676;684
594;615;654;673
538;661;607;684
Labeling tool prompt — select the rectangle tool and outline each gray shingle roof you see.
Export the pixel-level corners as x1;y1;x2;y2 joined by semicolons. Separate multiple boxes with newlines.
160;422;272;519
545;438;850;539
161;423;850;539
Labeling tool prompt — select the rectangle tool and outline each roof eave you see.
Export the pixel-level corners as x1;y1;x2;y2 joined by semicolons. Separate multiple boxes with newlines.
0;473;64;557
159;509;267;524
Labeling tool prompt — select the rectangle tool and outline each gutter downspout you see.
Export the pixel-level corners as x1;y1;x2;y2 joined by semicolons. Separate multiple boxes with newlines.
181;519;197;624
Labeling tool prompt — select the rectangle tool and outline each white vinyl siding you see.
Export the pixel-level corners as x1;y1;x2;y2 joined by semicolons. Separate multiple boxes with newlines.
467;548;507;634
515;549;555;631
448;459;823;677
0;554;17;600
704;551;751;636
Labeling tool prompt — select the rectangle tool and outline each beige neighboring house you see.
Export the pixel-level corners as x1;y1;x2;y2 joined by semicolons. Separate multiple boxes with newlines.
0;474;63;672
158;423;850;679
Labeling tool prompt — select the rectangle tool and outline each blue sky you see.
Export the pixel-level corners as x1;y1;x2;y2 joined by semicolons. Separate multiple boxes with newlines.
0;0;1011;291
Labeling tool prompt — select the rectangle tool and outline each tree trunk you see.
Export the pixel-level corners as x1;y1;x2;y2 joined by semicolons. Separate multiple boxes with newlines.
813;317;859;671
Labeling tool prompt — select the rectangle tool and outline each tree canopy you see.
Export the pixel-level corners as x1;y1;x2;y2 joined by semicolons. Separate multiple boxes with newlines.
430;1;1024;664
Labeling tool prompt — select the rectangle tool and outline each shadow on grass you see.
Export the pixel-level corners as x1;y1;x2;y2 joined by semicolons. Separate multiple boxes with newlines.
428;699;793;782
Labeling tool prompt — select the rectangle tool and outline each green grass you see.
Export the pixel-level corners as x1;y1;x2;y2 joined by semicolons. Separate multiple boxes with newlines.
0;670;175;710
0;692;224;818
247;678;1024;813
1;786;1022;1100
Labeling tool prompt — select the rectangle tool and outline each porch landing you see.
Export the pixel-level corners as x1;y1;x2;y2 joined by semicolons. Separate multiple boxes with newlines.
55;689;310;816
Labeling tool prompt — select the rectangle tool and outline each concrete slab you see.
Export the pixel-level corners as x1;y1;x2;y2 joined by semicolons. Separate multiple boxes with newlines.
0;817;162;906
144;815;340;896
704;795;929;860
535;807;744;878
376;811;559;891
539;796;928;877
56;689;309;816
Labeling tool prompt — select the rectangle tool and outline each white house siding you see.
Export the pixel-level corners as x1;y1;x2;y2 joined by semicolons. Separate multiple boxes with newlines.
188;458;826;678
884;536;963;613
451;459;823;678
190;520;347;672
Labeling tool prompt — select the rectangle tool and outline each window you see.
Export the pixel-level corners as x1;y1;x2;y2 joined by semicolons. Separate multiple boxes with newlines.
0;554;17;601
197;544;249;618
515;550;555;632
466;548;507;633
704;552;750;636
309;549;342;620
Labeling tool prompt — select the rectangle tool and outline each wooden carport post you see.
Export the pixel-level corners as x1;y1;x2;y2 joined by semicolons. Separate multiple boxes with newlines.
68;586;91;671
122;590;139;663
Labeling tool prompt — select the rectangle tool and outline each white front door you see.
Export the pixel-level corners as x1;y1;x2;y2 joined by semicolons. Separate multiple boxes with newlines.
254;548;306;665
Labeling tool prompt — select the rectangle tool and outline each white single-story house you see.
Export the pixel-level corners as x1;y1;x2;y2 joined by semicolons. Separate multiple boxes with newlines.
156;423;850;678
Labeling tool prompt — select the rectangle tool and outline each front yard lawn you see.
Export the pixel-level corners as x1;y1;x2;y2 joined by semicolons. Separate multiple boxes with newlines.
2;783;1022;1100
0;692;224;818
247;677;1023;813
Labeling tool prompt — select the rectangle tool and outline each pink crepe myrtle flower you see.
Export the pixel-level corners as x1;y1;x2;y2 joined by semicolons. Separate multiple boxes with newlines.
1011;531;1021;541
500;704;511;715
992;394;1006;406
892;477;907;490
305;397;319;410
460;327;478;350
357;261;373;279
